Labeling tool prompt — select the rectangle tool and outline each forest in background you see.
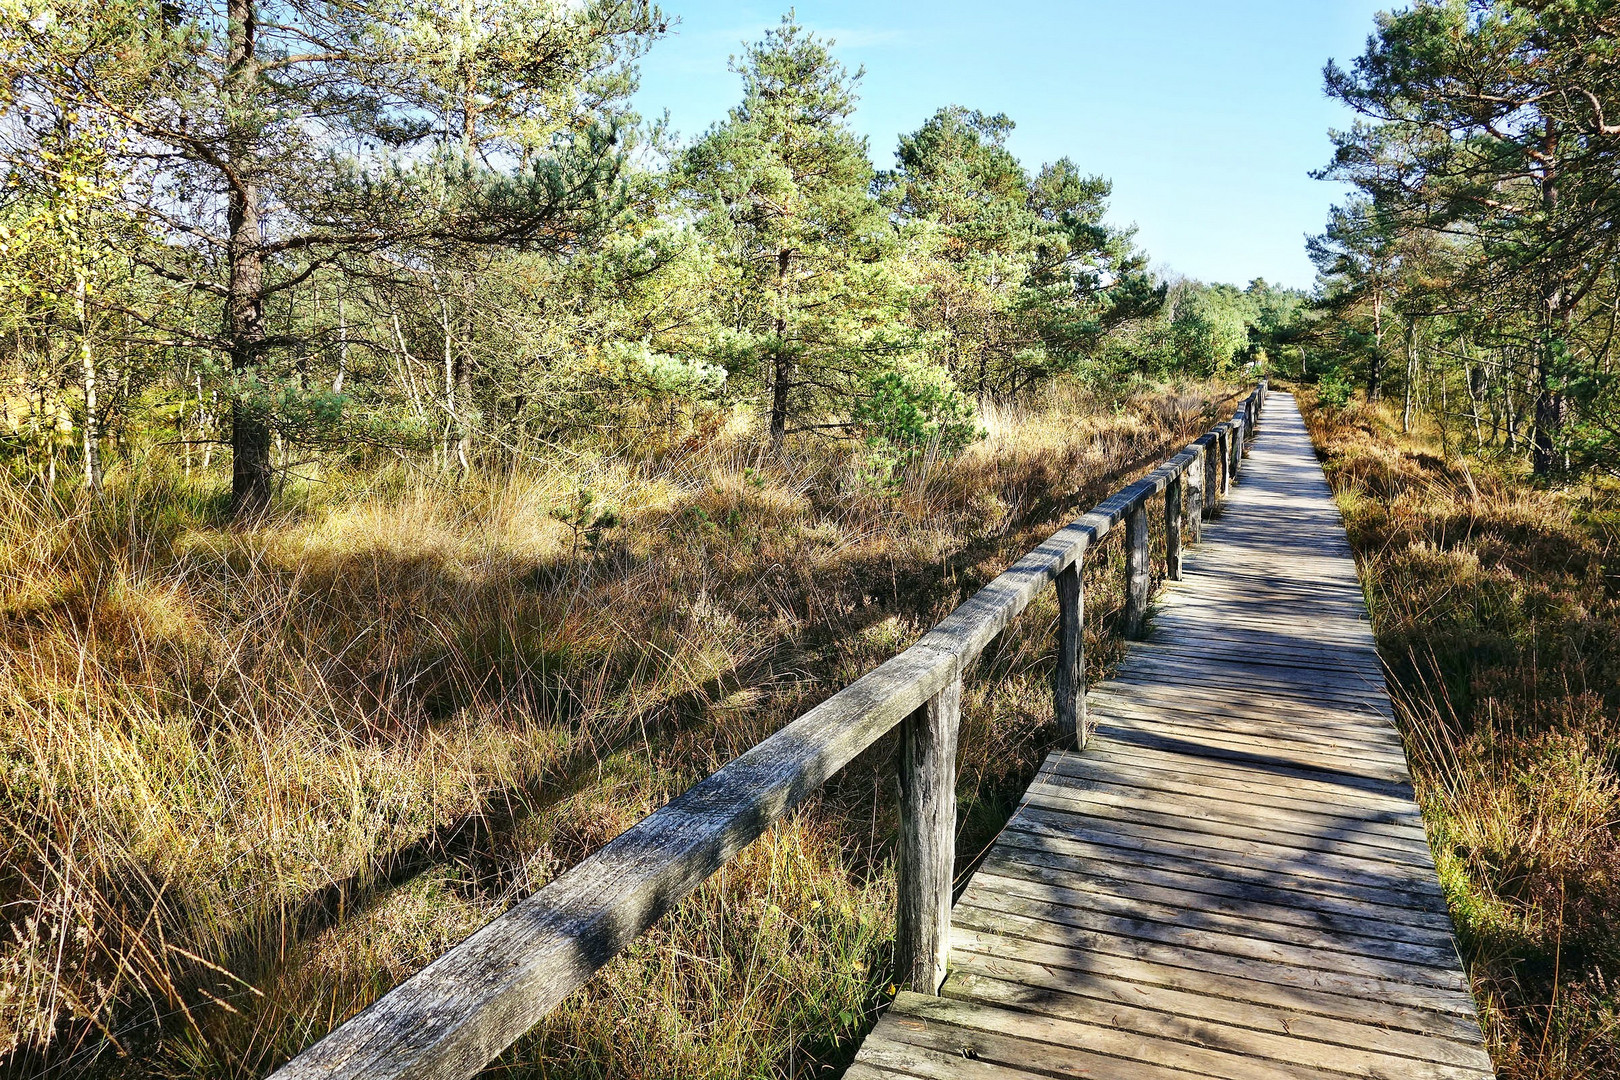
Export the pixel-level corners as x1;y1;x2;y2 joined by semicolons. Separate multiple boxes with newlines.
0;1;1298;505
5;0;1620;1078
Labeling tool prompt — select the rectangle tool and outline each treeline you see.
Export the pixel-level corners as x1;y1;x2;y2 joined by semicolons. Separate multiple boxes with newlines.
1307;0;1620;475
0;3;1297;517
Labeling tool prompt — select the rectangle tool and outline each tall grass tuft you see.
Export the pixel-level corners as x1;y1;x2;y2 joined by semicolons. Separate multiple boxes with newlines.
1;379;1233;1079
1299;388;1620;1080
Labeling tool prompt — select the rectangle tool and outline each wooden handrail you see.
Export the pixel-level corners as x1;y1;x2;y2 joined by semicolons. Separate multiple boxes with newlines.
267;381;1268;1080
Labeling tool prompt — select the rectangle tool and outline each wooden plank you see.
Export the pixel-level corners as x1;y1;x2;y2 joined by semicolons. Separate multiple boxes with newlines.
951;893;1468;990
1165;472;1184;580
993;824;1453;916
1035;757;1429;839
861;1007;1198;1080
1091;726;1416;788
1051;562;1083;749
1023;775;1433;855
946;970;1492;1078
1098;717;1413;777
896;675;961;993
842;392;1494;1080
886;992;1394;1080
964;869;1463;969
1084;683;1399;736
1015;789;1439;870
1123;499;1150;639
1088;707;1411;768
1088;696;1406;753
948;928;1486;1040
1067;743;1420;810
975;846;1457;940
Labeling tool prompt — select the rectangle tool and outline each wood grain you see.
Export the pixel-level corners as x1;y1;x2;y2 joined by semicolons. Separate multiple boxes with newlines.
267;390;1267;1079
851;392;1493;1080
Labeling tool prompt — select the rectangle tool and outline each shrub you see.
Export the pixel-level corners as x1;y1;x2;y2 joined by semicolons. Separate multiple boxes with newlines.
852;361;980;482
1315;368;1353;410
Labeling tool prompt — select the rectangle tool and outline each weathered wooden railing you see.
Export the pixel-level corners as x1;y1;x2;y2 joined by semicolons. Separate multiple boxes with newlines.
269;381;1268;1080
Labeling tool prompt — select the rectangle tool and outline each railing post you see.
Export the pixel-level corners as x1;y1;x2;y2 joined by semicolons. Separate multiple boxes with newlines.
1218;427;1231;499
1188;444;1206;540
1231;415;1245;477
1165;472;1184;580
1202;438;1218;518
1053;560;1085;749
1123;499;1150;639
895;674;960;995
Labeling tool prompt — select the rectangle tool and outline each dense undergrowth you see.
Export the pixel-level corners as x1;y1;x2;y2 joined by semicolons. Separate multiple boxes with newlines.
1299;390;1620;1080
0;379;1236;1079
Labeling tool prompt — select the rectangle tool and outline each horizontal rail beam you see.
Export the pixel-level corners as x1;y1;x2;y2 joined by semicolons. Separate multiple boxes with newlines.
267;382;1266;1080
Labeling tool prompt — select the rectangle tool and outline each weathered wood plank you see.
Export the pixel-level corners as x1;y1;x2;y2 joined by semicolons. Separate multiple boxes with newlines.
963;869;1464;969
946;970;1491;1079
1123;498;1150;638
850;392;1490;1080
975;846;1456;940
1051;562;1083;749
948;927;1485;1039
1165;471;1184;580
895;675;961;994
944;959;1490;1068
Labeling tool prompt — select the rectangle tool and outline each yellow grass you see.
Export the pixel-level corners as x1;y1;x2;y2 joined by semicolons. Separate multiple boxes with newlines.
1298;387;1620;1080
0;378;1236;1079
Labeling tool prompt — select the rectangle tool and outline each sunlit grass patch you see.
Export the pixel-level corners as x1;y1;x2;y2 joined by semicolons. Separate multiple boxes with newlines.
0;378;1237;1078
1299;386;1620;1080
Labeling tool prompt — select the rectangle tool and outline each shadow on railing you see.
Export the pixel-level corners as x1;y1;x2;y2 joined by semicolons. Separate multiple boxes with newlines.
268;381;1269;1080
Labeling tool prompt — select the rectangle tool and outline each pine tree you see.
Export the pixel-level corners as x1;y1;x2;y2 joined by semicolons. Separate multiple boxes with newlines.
679;15;902;443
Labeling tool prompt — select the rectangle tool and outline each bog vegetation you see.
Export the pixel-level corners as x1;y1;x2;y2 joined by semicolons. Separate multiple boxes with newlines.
0;2;1292;1076
1301;8;1620;1077
3;0;1620;1078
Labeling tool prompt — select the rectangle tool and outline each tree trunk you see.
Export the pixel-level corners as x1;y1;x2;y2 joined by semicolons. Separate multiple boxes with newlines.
455;341;473;475
75;264;101;492
1402;320;1418;433
1531;123;1565;477
769;247;791;445
225;0;271;516
1532;302;1572;475
332;291;348;394
1368;291;1384;402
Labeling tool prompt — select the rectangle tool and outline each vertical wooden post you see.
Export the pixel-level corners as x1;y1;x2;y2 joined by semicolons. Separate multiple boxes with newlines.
1188;445;1205;541
1165;473;1184;580
1123;500;1150;639
1218;428;1231;498
1053;561;1085;749
1202;439;1218;519
1232;416;1245;476
895;675;960;995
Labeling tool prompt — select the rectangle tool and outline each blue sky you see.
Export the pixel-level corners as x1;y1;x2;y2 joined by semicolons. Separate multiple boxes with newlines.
632;1;1392;291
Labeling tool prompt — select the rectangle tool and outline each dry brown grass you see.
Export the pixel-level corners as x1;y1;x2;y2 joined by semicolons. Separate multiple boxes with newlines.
0;379;1236;1079
1297;387;1620;1080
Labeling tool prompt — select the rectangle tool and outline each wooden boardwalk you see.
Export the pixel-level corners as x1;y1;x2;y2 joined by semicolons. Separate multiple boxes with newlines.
851;394;1495;1080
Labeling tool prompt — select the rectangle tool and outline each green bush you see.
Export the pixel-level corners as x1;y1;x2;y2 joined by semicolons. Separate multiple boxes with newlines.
852;361;980;480
1316;368;1353;410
